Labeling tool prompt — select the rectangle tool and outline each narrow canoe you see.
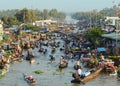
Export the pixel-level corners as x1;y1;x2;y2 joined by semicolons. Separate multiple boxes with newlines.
23;74;36;84
30;58;35;64
71;68;103;84
59;62;68;68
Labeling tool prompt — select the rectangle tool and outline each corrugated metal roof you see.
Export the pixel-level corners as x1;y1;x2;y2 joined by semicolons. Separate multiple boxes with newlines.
102;32;120;40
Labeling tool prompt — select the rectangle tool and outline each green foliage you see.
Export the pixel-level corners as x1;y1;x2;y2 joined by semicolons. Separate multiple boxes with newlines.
23;24;40;31
34;70;44;74
56;68;61;72
43;9;50;20
1;16;20;27
15;8;36;23
85;27;104;39
72;11;104;23
0;75;5;79
48;23;57;28
100;6;119;17
8;16;20;26
37;62;40;65
0;9;66;28
72;5;120;23
52;69;64;75
85;27;104;47
49;9;58;18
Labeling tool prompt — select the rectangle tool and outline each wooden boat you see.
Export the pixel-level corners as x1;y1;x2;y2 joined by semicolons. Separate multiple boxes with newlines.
109;71;117;76
26;55;34;60
51;48;56;54
11;58;23;63
50;57;55;63
71;68;103;84
30;58;35;64
59;61;68;68
23;74;36;84
0;69;8;76
59;58;68;69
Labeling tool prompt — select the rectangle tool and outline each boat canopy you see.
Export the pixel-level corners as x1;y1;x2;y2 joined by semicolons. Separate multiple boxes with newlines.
97;47;106;52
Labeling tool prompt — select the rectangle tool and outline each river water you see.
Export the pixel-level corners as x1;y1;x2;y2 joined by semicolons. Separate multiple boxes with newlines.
0;37;119;86
0;16;120;86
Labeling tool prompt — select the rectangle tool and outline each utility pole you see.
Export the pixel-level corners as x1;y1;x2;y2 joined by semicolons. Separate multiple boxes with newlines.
90;11;92;29
23;9;26;30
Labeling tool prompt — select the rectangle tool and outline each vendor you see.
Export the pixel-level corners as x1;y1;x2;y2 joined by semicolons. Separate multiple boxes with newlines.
100;53;105;61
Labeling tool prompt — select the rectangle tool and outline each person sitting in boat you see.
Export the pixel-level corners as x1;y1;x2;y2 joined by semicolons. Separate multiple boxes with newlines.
14;49;19;57
52;47;56;53
100;53;105;62
60;56;67;65
43;49;47;54
76;66;85;79
49;55;55;63
28;75;34;82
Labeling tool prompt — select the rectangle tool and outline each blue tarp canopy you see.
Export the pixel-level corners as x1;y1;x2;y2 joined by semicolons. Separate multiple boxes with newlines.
97;47;106;52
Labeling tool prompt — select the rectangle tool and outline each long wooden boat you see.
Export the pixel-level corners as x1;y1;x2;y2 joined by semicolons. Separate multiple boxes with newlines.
59;63;68;68
0;68;8;76
23;74;36;84
30;58;35;64
59;60;68;69
71;68;103;84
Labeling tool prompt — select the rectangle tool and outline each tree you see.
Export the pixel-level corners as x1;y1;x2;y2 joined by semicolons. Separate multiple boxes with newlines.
49;9;58;18
57;12;66;19
8;16;20;26
1;16;9;27
23;24;40;31
43;9;50;20
2;16;20;27
15;8;36;23
34;9;43;20
85;27;104;48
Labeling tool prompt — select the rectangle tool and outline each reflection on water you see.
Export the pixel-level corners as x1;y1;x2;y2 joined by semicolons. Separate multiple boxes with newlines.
0;39;120;86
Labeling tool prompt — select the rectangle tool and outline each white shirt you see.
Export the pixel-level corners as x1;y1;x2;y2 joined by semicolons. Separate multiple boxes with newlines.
77;69;82;75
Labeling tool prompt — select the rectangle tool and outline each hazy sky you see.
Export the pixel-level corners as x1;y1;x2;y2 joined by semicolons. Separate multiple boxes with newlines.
0;0;120;12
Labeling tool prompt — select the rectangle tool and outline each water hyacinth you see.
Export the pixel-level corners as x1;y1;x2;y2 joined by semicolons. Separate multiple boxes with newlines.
0;75;5;79
34;70;44;74
56;68;61;72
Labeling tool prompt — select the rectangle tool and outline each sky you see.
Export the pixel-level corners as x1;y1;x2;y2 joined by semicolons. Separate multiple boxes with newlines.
0;0;120;13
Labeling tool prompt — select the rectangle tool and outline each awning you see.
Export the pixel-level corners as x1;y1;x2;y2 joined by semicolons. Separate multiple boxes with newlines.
97;47;106;52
